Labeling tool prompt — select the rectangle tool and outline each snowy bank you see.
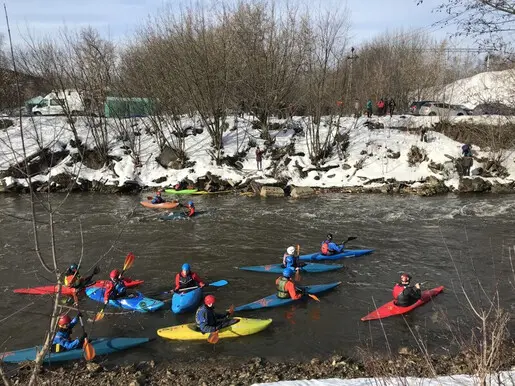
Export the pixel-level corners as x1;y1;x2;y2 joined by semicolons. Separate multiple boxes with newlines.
0;114;515;195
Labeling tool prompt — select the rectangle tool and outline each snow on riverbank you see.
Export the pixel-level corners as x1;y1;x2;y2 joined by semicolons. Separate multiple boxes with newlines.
253;370;515;386
0;113;514;193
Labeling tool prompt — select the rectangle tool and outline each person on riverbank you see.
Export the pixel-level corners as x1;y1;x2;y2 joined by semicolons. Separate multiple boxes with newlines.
103;269;127;303
320;234;345;255
354;99;360;118
282;246;306;270
256;147;264;171
175;263;205;292
276;268;303;300
195;295;236;333
461;144;473;176
392;273;421;307
151;191;165;204
388;98;396;117
52;313;86;352
366;99;373;118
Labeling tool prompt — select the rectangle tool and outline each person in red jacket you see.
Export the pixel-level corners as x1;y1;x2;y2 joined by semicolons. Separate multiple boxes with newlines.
103;269;127;304
392;273;421;307
175;263;205;292
275;268;303;300
184;201;195;217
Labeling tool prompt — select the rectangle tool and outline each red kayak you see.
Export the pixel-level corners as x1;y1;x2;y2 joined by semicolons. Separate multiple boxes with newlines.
13;278;144;296
361;286;444;321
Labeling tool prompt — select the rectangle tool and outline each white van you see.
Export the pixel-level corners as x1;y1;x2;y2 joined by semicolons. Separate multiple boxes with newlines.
32;89;85;116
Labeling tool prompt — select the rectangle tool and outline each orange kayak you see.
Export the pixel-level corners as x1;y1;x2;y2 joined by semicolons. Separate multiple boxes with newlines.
140;201;179;209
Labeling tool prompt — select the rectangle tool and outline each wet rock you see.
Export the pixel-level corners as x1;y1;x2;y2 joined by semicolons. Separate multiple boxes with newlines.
458;177;491;193
86;362;101;373
260;186;284;197
156;145;187;169
387;151;401;159
342;163;352;170
152;176;167;184
414;176;450;196
407;145;427;166
491;181;515;194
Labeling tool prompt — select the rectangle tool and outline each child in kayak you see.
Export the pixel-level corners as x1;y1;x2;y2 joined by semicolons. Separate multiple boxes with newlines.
195;295;236;333
392;273;421;307
320;234;345;255
282;246;306;270
103;269;127;303
276;268;304;300
174;263;205;292
151;191;165;204
52;313;86;352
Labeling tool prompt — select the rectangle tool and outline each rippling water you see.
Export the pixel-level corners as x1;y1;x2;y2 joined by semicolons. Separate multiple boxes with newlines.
0;193;513;366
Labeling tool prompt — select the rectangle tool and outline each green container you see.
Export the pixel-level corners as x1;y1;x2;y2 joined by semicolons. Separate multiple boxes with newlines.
104;97;155;118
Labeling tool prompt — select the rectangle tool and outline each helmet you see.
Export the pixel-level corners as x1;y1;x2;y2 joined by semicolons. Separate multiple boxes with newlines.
188;201;194;207
401;273;411;282
110;269;120;280
58;314;71;327
286;246;295;255
181;263;190;272
282;268;294;278
156;191;161;196
326;234;333;240
204;295;215;306
69;264;78;272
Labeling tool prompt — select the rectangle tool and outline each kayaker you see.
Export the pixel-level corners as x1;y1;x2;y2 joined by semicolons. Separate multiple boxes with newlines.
282;246;306;270
103;269;127;304
52;313;86;352
184;201;195;217
151;191;165;204
195;295;236;333
320;234;345;255
63;264;99;289
174;263;205;292
392;273;422;307
276;268;303;300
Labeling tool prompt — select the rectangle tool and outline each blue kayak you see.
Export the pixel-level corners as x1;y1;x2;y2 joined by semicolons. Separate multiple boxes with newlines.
239;263;343;274
0;337;150;364
171;287;203;314
85;288;164;313
161;210;206;221
299;249;374;262
234;282;341;312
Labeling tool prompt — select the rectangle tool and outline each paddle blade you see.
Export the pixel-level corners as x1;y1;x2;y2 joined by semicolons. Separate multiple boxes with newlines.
94;309;105;322
209;280;228;287
123;252;135;271
295;269;301;282
147;196;153;200
207;331;219;344
228;305;234;316
308;294;320;302
83;338;95;361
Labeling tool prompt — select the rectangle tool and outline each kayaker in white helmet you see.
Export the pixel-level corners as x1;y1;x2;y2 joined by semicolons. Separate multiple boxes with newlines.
392;273;421;307
320;233;345;255
282;246;306;271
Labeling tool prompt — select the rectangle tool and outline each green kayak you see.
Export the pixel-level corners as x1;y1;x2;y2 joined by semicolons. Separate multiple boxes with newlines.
164;189;207;195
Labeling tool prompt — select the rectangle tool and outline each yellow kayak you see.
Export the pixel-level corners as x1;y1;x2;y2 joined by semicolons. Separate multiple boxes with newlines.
157;317;272;340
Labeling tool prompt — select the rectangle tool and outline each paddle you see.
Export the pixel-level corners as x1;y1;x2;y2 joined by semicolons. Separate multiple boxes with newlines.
77;311;95;360
161;280;229;295
207;305;235;344
294;244;301;281
341;236;357;246
296;287;320;302
94;252;135;322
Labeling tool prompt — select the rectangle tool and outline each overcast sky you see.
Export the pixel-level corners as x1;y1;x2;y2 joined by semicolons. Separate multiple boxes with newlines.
4;0;471;48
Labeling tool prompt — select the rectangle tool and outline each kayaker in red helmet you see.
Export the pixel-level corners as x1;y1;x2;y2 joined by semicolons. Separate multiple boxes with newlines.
195;295;236;333
103;269;127;304
174;263;205;292
276;268;303;300
392;273;421;307
320;233;345;255
52;313;86;352
151;190;165;204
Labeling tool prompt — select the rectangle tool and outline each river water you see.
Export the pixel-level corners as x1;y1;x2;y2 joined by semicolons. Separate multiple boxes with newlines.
0;193;514;366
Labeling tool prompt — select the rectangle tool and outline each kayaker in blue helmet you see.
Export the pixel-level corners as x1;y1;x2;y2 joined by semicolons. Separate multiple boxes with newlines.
276;268;303;300
174;263;205;292
282;246;307;270
151;190;165;204
320;234;345;255
52;313;86;352
195;295;236;333
184;201;195;217
103;269;127;304
392;273;421;307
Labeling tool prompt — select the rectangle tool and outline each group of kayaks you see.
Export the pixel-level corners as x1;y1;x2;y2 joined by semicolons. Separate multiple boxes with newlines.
3;242;445;364
139;189;209;220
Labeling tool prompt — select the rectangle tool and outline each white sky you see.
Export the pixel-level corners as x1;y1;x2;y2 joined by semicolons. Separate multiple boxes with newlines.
3;0;473;48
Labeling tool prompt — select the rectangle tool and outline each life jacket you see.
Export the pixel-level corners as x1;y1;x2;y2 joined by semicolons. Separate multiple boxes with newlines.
320;241;330;255
377;101;385;108
188;206;195;217
64;272;81;288
113;280;126;297
51;329;71;353
392;283;406;299
276;277;290;299
179;273;195;288
285;255;298;268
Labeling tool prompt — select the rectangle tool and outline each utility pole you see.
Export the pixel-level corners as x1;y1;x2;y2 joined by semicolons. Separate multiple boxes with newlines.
346;47;358;115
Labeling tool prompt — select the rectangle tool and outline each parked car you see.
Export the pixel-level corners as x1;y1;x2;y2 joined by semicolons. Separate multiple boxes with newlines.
418;102;468;117
409;100;434;115
472;103;515;116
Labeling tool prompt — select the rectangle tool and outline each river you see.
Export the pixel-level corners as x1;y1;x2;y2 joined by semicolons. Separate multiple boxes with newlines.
0;193;514;367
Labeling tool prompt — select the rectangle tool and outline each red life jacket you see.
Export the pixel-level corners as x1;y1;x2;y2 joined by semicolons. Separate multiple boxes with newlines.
320;241;329;255
392;283;405;299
